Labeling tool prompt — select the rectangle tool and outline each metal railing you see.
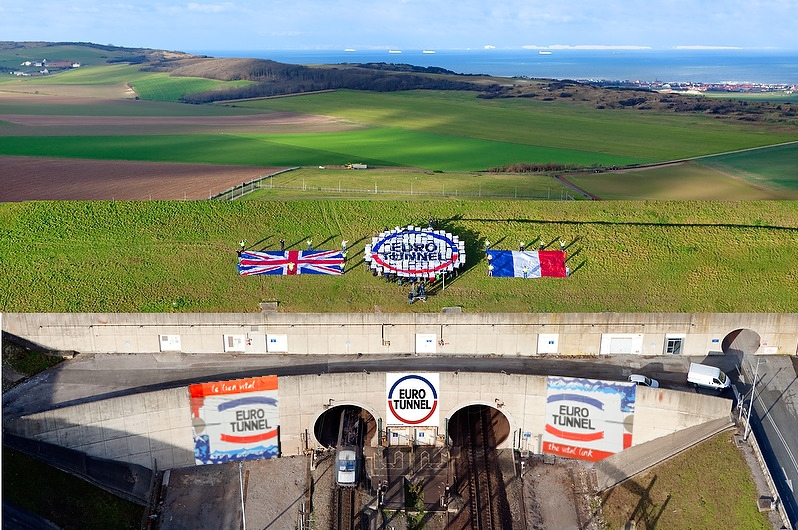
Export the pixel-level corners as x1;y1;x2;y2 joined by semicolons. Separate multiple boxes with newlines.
216;178;576;201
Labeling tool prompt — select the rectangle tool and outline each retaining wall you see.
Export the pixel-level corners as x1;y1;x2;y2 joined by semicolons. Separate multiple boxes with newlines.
3;312;796;356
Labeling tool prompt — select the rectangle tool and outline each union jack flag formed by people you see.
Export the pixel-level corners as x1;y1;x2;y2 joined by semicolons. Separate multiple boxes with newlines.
238;250;345;276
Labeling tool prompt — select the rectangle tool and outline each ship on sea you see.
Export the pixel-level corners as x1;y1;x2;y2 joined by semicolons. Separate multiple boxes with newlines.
423;50;436;54
388;50;402;54
539;50;552;55
344;48;356;52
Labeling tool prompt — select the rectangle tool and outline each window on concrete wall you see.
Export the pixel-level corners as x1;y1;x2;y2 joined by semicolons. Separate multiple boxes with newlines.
665;337;683;355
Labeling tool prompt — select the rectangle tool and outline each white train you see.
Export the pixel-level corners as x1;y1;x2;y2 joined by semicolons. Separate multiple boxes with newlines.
336;447;359;486
336;408;362;487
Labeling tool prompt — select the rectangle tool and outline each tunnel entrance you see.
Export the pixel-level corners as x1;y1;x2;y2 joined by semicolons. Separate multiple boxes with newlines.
721;328;761;357
314;405;376;448
447;404;510;447
446;405;514;528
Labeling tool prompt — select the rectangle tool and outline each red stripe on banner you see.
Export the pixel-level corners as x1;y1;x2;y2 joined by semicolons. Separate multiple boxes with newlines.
370;253;458;275
388;400;438;425
623;432;633;449
189;375;279;397
543;441;616;462
286;250;299;275
539;250;567;277
220;428;279;445
545;423;605;442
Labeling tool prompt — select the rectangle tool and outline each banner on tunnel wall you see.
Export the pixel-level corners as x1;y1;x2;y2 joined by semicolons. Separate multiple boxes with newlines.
190;375;279;465
542;376;636;462
386;373;440;427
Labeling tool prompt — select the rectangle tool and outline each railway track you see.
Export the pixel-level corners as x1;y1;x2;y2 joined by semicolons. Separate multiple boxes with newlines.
331;486;356;530
455;405;509;530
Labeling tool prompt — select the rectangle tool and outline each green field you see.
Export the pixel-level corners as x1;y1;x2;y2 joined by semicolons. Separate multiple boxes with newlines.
695;142;798;192
244;168;579;200
601;432;772;530
2;447;143;530
234;90;798;161
2;200;796;313
565;160;795;200
4;53;798;174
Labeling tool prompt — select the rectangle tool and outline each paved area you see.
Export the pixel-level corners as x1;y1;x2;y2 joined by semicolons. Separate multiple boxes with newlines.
156;456;308;530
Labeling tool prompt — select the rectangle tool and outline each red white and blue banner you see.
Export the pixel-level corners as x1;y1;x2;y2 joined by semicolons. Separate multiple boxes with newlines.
190;376;280;464
366;226;465;279
238;250;344;276
486;250;567;278
386;373;440;427
542;376;636;462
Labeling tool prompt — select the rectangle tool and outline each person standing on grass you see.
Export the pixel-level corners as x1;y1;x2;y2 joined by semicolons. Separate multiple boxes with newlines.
280;238;285;252
306;238;313;251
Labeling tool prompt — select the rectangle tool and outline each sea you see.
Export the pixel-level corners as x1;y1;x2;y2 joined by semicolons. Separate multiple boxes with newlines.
189;48;798;86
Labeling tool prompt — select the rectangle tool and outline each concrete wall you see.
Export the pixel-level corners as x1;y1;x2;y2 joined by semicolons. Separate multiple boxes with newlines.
4;387;195;471
4;312;797;356
281;372;731;455
4;372;732;472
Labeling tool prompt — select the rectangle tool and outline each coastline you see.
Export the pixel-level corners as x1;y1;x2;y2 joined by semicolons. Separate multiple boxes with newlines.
189;48;798;86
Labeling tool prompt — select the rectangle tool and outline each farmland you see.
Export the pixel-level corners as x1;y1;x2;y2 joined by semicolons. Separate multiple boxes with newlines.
0;46;797;313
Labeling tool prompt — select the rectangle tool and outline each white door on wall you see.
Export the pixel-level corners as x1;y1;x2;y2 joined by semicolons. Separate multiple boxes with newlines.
610;337;633;354
600;334;644;355
537;333;559;354
415;334;437;354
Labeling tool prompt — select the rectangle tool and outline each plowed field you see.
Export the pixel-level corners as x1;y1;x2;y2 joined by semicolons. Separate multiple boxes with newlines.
2;156;285;201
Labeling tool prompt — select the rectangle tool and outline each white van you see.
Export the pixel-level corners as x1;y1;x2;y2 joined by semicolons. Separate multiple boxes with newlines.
687;362;731;391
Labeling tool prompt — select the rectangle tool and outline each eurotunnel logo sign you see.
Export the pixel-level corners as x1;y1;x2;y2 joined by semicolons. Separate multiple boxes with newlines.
365;226;465;278
543;376;636;463
190;375;279;465
386;373;440;426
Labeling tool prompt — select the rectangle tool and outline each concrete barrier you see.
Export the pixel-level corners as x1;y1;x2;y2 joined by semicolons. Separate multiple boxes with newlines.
3;312;796;357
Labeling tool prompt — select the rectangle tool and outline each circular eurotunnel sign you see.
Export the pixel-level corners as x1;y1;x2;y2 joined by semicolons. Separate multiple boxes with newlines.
386;373;440;426
365;226;465;279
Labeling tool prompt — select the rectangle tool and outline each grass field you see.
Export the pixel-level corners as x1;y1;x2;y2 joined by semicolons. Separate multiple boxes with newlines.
244;167;579;200
2;200;796;313
600;432;772;530
564;161;792;200
695;142;798;192
2;447;144;530
5;63;798;173
234;90;798;161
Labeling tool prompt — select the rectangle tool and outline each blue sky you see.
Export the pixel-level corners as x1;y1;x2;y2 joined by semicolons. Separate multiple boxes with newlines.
2;0;796;52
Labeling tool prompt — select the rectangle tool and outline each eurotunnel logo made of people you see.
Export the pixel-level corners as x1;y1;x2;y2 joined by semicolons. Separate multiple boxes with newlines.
386;373;440;426
365;226;465;278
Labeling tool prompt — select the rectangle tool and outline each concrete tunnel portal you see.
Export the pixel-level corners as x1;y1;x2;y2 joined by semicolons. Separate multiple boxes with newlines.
447;405;511;447
314;405;376;448
312;404;511;450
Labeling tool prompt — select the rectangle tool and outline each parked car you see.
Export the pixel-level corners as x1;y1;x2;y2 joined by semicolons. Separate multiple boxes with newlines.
628;374;659;388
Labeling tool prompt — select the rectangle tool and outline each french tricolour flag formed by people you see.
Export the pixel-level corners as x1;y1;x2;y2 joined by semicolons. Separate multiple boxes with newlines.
238;250;344;276
487;250;567;278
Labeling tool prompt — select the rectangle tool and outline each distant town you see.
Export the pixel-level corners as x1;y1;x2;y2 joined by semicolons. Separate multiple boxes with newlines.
9;58;81;76
587;78;796;95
